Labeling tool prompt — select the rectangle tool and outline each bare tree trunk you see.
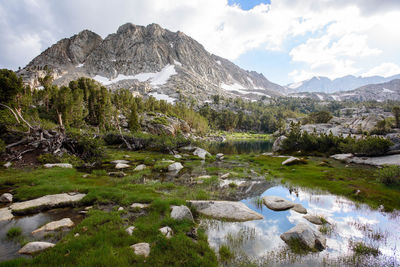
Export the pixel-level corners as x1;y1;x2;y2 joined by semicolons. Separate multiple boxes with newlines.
114;115;132;150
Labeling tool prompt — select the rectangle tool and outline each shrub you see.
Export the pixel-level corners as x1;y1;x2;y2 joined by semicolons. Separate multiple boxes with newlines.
341;136;393;156
67;132;105;162
376;165;400;185
151;116;169;126
304;111;333;124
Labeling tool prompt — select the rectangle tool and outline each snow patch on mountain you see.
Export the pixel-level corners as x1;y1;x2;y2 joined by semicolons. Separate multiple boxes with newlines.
148;92;176;103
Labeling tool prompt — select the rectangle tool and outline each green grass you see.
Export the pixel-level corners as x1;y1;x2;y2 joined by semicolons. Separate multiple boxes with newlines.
218;245;234;261
6;227;22;238
351;241;380;257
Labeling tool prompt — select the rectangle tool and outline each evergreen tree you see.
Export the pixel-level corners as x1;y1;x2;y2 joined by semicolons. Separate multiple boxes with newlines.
128;101;140;132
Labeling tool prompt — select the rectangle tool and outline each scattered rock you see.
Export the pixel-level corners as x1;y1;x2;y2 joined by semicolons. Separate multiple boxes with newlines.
292;204;307;214
18;242;55;255
134;164;146;171
118;207;124;211
32;218;74;234
262;152;274;156
74;233;80;237
216;153;224;160
179;145;196;152
108;171;127;177
168;162;183;172
170;205;194;221
84;206;93;211
3;162;12;168
174;154;182;159
220;173;230;179
115;163;130;169
159;226;173;239
10;192;86;214
280;223;327;251
82;174;89;178
0;207;13;221
304;215;328;225
186;227;198;240
0;193;13;203
126;226;135;235
188;200;263;221
197;175;211;179
282;157;305;166
193;148;211;160
131;243;150;258
330;154;353;161
130;203;150;209
111;160;130;164
272;136;287;152
44;163;73;168
123;155;130;158
263;196;295;211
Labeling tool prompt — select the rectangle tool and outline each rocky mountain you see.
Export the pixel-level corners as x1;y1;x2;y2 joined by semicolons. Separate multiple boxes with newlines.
291;79;400;102
18;23;284;103
287;74;400;94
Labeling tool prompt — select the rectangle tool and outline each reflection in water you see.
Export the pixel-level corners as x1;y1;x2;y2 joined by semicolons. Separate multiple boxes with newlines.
202;186;400;266
207;140;273;155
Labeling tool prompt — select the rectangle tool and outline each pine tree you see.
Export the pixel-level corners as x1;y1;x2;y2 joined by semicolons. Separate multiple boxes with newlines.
128;101;140;132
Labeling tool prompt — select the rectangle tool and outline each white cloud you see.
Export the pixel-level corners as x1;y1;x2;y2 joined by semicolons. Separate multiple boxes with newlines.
362;62;400;77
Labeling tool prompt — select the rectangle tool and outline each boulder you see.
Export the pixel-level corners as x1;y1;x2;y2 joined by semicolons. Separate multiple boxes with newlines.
179;145;196;152
188;200;263;221
159;226;173;239
330;154;353;161
115;163;130;169
263;196;295;211
168;162;183;172
170;205;194;221
292;204;307;214
280;223;326;251
193;148;211;160
44;163;72;168
304;215;328;225
18;242;55;255
220;173;230;179
272;136;287;152
216;153;224;160
111;160;130;164
282;157;303;166
126;226;135;235
131;243;150;258
134;164;146;171
10;192;86;214
174;154;182;159
130;203;150;209
32;218;74;234
0;207;13;221
0;193;13;203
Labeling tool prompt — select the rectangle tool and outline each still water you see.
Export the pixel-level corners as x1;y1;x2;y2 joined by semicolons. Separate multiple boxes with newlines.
207;140;273;155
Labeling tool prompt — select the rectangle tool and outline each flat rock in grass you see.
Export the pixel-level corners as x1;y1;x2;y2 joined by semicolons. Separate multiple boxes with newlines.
282;157;303;166
174;154;182;159
44;163;72;168
10;192;86;214
0;193;13;203
134;164;146;171
280;223;326;251
130;203;150;209
304;215;327;225
126;226;135;235
193;148;211;160
0;208;13;221
111;160;130;164
32;218;74;234
170;205;194;221
18;241;55;255
216;153;224;160
115;163;130;169
292;204;307;214
220;173;230;179
197;175;211;179
131;242;150;258
188;200;263;221
263;196;295;211
159;226;173;239
168;162;183;172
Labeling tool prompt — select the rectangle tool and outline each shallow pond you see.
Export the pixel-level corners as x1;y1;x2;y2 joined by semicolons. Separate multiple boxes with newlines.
202;186;400;266
207;140;273;155
0;208;84;261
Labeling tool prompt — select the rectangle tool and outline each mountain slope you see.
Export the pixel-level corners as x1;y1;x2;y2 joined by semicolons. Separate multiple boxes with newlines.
18;23;284;102
287;74;400;94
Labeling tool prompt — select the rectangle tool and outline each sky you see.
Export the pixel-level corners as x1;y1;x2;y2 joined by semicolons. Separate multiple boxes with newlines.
1;0;400;85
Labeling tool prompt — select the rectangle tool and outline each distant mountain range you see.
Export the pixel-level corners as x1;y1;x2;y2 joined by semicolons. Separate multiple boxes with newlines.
17;23;284;103
287;74;400;94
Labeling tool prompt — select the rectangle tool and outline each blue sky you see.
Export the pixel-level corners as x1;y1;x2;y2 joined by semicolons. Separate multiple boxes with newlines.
1;0;400;85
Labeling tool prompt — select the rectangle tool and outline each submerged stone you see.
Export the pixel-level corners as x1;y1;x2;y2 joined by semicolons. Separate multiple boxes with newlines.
292;204;307;214
304;215;328;225
0;207;13;221
263;196;295;211
280;223;327;251
32;218;74;234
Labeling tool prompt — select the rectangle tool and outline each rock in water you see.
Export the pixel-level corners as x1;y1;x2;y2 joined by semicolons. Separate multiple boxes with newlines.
0;193;13;203
170;205;194;221
263;196;295;211
159;226;173;239
188;200;263;221
304;215;328;225
292;204;307;214
18;242;55;255
0;208;13;221
280;223;327;251
32;218;74;234
168;162;183;172
193;148;211;160
44;163;73;168
272;136;287;152
131;243;150;258
330;154;353;161
216;153;224;160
